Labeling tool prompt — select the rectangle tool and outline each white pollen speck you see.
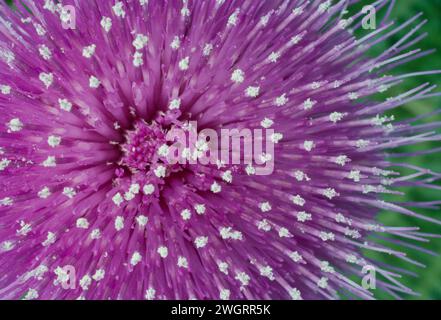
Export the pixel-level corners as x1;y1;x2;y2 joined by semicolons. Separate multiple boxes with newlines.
178;57;190;71
42;156;56;167
112;192;124;206
100;17;112;32
79;275;92;290
157;246;168;258
311;82;321;89
58;98;72;112
245;86;260;98
7;118;23;132
289;288;302;300
177;256;188;269
130;251;142;266
297;211;312;222
235;271;250;286
112;1;126;18
348;170;361;182
23;289;39;300
124;191;135;201
346;254;358;264
194;204;206;215
129;183;140;194
48;135;61;147
89;76;101;88
170;36;181;50
132;34;149;50
268;51;281;63
218;261;229;275
317;277;329;289
289;251;303;263
259;12;271;27
289;34;303;45
42;232;56;247
157;144;169;157
136;215;148;227
0;197;13;206
181;6;190;17
143;184;155;195
257;219;271;232
168;98;181;110
293;170;310;182
271;133;283;144
90;228;101;239
260;153;272;163
221;170;233;183
275;93;288;107
63;187;76;199
303;98;316;110
303;140;315;152
329;112;345;123
39;72;53;88
260;118;273;128
227;9;240;27
220;289;230;300
259;265;275;280
319;232;335;242
245;165;256;175
219;227;243;240
181;209;192;220
259;202;272;212
82;44;96;58
59;6;73;24
291;195;305;206
334;155;351;166
0;158;10;171
115;216;124;231
210;182;221;193
34;23;46;36
1;84;11;95
133;52;144;67
319;0;332;13
194;236;208;248
154;165;166;178
145;287;156;300
278;227;292;238
38;187;51;199
92;269;105;281
356;139;370;148
203;43;213;56
333;80;342;88
231;69;245;84
17;221;31;236
348;92;359;100
38;45;51;60
292;7;303;16
323;188;339;199
76;218;89;229
1;240;15;251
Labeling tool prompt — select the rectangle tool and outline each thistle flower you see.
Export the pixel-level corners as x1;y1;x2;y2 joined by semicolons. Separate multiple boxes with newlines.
0;0;440;300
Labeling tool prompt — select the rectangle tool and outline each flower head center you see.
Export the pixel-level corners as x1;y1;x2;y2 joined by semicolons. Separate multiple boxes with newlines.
120;120;167;172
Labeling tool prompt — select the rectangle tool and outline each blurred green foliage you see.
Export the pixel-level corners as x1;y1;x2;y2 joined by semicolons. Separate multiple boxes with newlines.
349;0;441;300
1;0;440;299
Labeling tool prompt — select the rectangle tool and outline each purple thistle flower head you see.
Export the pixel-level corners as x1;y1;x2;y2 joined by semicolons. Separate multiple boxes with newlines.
0;0;440;300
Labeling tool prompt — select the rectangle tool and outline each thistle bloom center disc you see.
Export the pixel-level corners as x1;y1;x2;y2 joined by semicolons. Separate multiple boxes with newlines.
0;0;440;300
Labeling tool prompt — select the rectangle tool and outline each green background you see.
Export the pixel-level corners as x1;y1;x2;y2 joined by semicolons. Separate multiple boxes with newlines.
347;0;441;299
2;0;441;299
